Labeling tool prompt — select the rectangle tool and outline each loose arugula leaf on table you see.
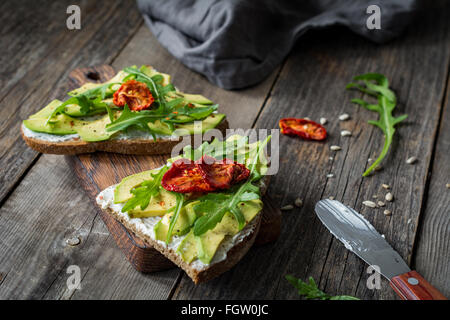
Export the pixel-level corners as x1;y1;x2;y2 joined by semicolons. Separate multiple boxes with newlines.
122;166;169;212
46;82;119;124
346;73;407;177
192;136;271;236
286;275;359;300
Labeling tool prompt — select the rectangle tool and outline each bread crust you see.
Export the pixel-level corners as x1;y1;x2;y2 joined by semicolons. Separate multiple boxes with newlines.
21;119;229;155
103;206;261;284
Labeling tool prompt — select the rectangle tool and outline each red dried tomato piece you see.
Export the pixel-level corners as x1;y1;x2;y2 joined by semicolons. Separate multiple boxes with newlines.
279;118;327;141
161;159;213;193
162;156;251;193
196;156;236;190
113;80;154;111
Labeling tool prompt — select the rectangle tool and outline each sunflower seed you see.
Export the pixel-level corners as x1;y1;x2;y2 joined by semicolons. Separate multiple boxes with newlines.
66;237;81;246
447;183;450;189
377;201;385;207
320;117;328;125
362;200;377;208
326;173;334;178
281;205;294;211
330;145;341;151
368;158;373;162
328;196;335;200
341;130;352;137
294;198;303;207
304;117;311;121
339;113;350;121
381;184;390;189
406;156;417;164
329;156;334;161
372;195;378;199
385;192;393;202
383;209;392;216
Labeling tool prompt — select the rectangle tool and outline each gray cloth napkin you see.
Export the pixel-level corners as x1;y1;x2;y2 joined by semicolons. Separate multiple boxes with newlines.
137;0;417;89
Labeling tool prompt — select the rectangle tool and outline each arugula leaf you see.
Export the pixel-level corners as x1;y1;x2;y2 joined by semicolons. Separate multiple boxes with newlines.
286;275;359;300
105;67;217;137
192;136;271;236
346;73;407;177
122;166;168;212
166;193;185;244
46;82;118;124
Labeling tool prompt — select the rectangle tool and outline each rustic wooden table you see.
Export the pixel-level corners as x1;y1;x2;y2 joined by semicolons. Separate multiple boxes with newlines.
0;0;448;300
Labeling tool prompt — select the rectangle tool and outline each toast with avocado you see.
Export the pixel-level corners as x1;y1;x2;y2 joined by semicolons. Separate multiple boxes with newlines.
21;65;228;155
96;135;271;283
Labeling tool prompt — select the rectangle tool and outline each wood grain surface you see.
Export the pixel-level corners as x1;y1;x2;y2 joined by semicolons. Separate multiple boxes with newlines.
0;0;449;300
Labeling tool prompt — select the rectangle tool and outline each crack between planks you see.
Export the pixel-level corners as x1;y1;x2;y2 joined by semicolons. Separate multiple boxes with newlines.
0;153;42;209
410;55;450;268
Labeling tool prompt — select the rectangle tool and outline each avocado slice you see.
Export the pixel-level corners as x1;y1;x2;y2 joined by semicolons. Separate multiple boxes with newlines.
177;200;263;264
76;114;112;142
167;92;213;105
174;114;225;135
114;168;161;203
23;114;80;135
154;201;199;242
127;188;177;218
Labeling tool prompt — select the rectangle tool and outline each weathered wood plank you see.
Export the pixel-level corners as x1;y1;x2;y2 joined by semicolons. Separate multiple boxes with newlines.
173;3;450;300
0;0;142;203
413;78;450;298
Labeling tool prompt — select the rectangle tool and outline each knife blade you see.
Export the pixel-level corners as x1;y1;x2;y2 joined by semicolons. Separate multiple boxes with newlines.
314;199;447;300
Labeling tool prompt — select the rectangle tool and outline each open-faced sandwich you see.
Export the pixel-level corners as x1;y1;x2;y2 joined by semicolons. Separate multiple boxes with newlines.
96;135;271;283
21;65;228;155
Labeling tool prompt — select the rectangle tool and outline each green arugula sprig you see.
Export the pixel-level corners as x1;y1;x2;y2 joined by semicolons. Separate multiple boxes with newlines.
106;66;218;138
286;275;359;300
122;166;169;212
46;82;119;124
192;136;271;236
166;193;185;244
346;73;407;177
183;136;249;162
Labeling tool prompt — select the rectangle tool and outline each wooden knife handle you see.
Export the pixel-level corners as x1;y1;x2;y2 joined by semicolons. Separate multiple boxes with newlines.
390;271;447;300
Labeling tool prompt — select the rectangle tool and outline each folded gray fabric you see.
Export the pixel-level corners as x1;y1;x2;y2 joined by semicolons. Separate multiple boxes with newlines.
137;0;417;89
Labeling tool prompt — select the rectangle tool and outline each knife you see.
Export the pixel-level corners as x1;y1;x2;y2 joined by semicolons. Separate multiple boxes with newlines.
315;199;447;300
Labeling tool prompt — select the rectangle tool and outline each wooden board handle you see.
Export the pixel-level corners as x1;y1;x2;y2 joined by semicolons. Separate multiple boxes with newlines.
390;270;447;300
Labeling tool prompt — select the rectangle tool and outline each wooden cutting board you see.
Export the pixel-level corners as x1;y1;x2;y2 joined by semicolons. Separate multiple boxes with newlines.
65;65;282;273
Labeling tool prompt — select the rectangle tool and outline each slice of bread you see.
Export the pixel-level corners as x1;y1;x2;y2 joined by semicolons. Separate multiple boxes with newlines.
97;175;270;284
21;119;229;155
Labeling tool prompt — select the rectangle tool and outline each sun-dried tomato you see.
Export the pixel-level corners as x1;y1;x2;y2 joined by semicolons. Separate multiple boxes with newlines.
161;156;250;193
161;159;213;193
196;156;236;190
113;80;154;111
279;118;327;141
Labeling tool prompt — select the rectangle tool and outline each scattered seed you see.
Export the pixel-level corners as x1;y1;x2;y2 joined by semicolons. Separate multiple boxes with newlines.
362;200;377;208
382;184;390;189
372;195;378;199
377;201;385;207
341;130;352;137
407;218;412;224
385;192;393;202
326;173;334;178
368;158;373;162
406;156;417;164
281;205;294;211
329;157;334;161
381;234;386;238
320;117;328;125
384;210;392;216
339;113;350;121
328;196;335;200
294;198;303;207
66;236;81;246
304;117;311;121
330;145;341;151
374;165;383;171
446;183;450;189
